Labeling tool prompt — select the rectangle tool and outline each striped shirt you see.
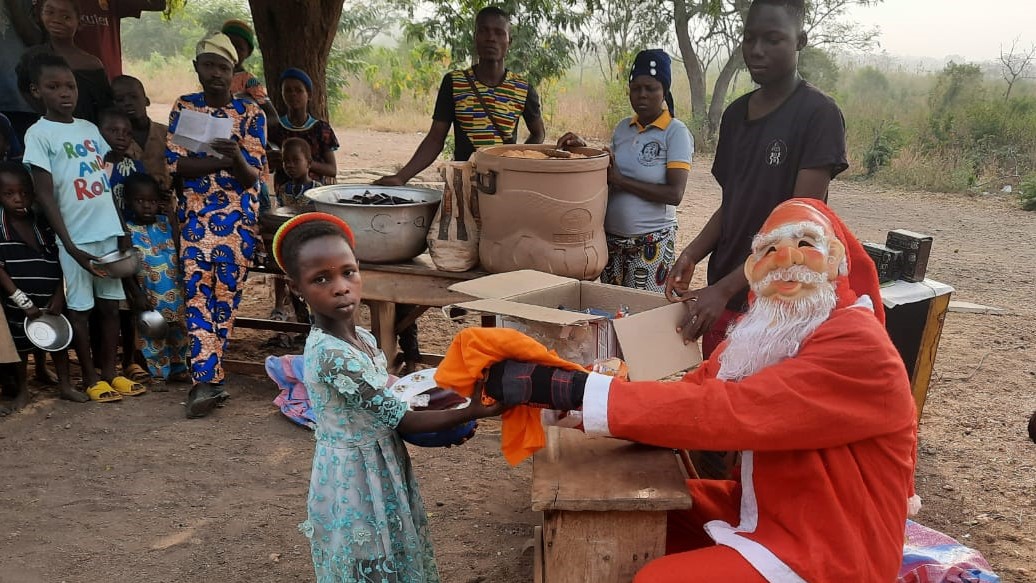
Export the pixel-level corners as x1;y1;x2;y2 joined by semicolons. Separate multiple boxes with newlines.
0;209;62;352
433;68;541;162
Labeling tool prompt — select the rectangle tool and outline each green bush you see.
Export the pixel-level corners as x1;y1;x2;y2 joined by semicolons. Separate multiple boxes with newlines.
863;121;903;176
1019;175;1036;211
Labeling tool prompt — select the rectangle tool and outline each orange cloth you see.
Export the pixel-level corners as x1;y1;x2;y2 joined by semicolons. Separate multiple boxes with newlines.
435;328;585;465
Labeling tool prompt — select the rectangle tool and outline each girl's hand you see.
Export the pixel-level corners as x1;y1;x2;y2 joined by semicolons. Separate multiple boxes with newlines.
467;379;510;419
556;132;586;150
23;304;42;320
69;246;104;277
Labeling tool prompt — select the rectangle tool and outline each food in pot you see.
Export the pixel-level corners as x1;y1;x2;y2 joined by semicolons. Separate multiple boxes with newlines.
496;149;589;159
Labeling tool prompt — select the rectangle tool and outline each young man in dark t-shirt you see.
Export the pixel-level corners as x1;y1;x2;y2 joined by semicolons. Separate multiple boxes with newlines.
664;0;848;358
374;6;545;374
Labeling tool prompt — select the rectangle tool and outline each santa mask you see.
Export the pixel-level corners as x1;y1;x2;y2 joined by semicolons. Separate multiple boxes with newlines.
718;201;848;381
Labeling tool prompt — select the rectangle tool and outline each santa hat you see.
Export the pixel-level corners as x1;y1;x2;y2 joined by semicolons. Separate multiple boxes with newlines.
786;198;885;325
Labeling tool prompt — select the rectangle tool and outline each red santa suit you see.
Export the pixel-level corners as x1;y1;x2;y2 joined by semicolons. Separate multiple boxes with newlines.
579;200;918;582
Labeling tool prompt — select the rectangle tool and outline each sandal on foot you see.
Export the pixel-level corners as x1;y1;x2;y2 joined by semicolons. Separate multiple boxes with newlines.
86;381;122;403
110;376;147;396
124;363;152;384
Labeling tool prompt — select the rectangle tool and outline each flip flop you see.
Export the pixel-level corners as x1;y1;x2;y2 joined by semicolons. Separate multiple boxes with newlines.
86;381;123;403
110;375;147;396
124;363;152;384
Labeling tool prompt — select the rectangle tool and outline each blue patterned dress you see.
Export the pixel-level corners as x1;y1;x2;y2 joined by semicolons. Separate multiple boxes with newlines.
128;215;188;379
301;326;440;583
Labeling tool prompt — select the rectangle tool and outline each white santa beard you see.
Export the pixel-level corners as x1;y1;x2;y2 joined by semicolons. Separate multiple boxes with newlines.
717;272;838;381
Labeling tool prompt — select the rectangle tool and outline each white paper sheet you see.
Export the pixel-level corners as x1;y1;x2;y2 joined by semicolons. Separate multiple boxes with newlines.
171;110;233;157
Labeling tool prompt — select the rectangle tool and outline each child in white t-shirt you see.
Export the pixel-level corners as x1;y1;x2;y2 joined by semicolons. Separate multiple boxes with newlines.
21;52;145;402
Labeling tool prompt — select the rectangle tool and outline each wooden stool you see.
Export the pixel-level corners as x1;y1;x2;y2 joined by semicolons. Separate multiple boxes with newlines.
531;426;693;583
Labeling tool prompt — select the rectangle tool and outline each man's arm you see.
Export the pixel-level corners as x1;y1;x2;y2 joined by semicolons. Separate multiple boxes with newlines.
373;120;450;186
793;167;834;200
587;310;916;451
525;116;545;144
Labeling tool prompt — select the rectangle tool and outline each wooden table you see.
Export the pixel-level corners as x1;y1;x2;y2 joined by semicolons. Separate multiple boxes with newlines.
232;256;487;370
531;426;693;583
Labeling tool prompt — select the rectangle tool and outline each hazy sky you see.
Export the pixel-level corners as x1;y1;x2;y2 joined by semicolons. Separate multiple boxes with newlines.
847;1;1034;61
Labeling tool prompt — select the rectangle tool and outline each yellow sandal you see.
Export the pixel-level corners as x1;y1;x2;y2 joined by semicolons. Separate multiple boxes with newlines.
110;376;147;396
86;381;123;402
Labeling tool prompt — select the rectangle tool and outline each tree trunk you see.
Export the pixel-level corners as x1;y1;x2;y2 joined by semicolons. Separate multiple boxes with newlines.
673;0;707;125
706;51;744;139
248;0;344;120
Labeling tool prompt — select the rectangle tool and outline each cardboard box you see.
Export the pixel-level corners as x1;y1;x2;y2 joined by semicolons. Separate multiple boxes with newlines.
885;229;933;283
863;242;903;283
450;270;702;381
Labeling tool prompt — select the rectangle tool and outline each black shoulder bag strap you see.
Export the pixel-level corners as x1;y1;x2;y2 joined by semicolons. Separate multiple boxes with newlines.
464;71;517;145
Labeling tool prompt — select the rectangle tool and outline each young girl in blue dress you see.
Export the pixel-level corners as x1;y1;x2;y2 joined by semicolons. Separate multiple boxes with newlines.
272;212;505;583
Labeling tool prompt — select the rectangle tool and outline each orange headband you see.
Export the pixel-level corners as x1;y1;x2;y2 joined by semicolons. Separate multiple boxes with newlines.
272;212;356;272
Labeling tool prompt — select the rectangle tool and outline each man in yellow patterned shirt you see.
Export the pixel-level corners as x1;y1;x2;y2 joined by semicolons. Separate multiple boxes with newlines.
374;6;546;375
375;6;546;185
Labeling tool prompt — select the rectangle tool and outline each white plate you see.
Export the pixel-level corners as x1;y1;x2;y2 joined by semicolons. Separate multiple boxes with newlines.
389;368;470;410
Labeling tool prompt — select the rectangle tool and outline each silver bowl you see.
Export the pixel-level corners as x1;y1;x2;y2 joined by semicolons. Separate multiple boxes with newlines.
91;248;141;279
305;185;442;263
137;309;168;339
24;313;73;352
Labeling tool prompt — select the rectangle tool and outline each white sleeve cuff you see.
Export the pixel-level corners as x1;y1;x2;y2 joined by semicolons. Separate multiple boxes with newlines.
581;372;614;436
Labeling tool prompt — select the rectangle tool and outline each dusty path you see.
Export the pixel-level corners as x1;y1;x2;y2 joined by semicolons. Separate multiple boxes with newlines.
1;129;1033;583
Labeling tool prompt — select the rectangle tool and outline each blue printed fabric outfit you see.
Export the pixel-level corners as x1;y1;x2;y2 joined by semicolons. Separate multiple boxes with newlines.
108;155;146;211
301;326;440;583
166;93;266;385
128;215;188;379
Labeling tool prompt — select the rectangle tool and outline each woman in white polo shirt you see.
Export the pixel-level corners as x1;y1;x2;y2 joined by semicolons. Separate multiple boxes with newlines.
558;49;692;292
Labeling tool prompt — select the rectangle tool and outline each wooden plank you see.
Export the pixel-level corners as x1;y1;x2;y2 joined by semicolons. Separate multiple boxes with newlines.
912;292;952;422
367;300;398;363
234;317;310;333
531;427;692;512
361;269;478;306
542;509;665;583
533;525;544;583
948;300;1007;315
224;359;269;377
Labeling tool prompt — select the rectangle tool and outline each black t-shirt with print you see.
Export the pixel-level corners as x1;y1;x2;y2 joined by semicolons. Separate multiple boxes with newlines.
709;81;848;311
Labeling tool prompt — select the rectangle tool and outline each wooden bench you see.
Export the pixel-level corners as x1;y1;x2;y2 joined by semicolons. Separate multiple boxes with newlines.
531;426;693;583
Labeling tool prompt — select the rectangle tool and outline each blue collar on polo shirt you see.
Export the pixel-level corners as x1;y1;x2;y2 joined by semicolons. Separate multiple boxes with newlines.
629;110;673;132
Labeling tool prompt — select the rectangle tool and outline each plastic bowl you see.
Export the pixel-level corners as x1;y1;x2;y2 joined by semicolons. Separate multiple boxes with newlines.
91;248;141;279
24;313;73;352
137;309;168;339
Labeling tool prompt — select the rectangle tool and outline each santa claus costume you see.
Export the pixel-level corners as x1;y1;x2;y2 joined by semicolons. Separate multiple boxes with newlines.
480;199;919;582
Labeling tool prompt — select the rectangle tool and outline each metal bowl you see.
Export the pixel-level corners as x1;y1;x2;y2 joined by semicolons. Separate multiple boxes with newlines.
305;185;442;263
137;309;168;339
24;313;73;352
91;248;141;279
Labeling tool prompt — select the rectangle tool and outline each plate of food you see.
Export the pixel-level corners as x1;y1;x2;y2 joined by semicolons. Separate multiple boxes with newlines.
390;368;476;447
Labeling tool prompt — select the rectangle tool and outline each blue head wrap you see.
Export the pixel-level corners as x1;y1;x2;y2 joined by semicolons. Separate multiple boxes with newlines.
629;49;675;116
280;68;313;92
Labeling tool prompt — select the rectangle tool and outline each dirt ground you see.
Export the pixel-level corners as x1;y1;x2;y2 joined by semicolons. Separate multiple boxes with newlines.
1;128;1034;583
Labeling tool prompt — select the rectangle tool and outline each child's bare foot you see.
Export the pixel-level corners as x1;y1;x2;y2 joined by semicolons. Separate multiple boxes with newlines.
0;390;30;415
58;385;90;403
